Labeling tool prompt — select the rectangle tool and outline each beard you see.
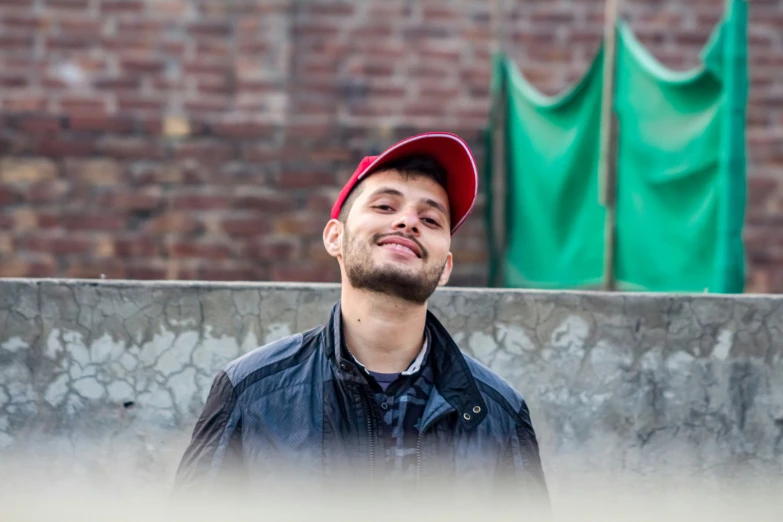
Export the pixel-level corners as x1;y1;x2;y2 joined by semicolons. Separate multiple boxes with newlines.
342;228;446;305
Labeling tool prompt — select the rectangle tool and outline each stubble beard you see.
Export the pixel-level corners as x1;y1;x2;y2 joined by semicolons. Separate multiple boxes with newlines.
342;228;445;305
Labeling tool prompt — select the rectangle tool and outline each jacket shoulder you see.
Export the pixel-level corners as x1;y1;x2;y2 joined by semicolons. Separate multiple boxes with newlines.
462;353;526;417
221;326;322;393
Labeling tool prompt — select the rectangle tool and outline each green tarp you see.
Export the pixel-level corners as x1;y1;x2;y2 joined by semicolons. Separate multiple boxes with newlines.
486;0;747;292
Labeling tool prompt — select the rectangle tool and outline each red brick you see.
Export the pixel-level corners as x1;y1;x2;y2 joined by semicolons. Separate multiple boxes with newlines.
67;114;136;133
119;55;165;74
18;115;63;133
747;176;779;207
188;20;232;37
0;74;27;88
114;236;159;257
271;262;338;283
60;97;109;113
0;186;22;205
28;258;59;278
101;36;149;53
309;147;352;162
172;193;232;210
0;34;35;51
236;79;283;95
235;193;295;213
33;138;94;157
145;212;203;234
419;84;460;99
93;75;141;91
115;19;164;36
306;191;339;212
422;5;460;22
197;75;233;96
234;0;288;15
167;240;232;260
351;24;393;39
100;0;144;14
66;261;127;279
210;121;276;139
116;94;166;112
307;240;333;262
237;39;268;54
0;259;28;278
308;3;355;17
126;261;166;280
243;237;300;261
293;22;341;39
278;170;336;189
45;35;95;51
0;13;47;29
161;40;187;57
3;96;45;112
64;158;122;185
18;234;92;255
36;213;61;229
183;60;232;76
58;16;102;35
41;75;69;89
97;189;162;211
46;0;89;9
199;263;261;282
361;43;407;60
220;217;271;237
174;141;236;162
61;213;127;231
24;181;69;203
242;144;283;163
150;75;186;91
97;138;164;159
403;101;446;118
140;117;166;135
273;214;326;236
184;97;233;114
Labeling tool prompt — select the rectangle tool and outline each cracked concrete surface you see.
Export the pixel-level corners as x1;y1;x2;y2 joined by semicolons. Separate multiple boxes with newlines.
1;279;782;490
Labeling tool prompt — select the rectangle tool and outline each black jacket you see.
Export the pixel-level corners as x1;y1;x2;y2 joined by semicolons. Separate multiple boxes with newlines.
175;302;548;501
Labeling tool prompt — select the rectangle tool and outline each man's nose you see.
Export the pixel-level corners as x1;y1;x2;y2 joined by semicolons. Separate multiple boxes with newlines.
392;209;420;235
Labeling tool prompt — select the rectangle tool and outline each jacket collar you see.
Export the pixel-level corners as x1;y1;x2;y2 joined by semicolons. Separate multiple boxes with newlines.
322;301;488;431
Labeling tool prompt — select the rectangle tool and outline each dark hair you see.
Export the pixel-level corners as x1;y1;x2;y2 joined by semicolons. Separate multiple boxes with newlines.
337;154;448;222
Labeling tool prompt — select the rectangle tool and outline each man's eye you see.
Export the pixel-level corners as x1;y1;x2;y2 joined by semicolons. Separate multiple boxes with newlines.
423;217;441;227
375;205;394;211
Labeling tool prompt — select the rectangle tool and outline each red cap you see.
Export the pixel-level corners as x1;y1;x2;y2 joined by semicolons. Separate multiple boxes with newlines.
330;132;478;235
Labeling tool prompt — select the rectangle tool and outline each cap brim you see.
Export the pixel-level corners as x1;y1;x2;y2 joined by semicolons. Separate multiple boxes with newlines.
356;133;478;234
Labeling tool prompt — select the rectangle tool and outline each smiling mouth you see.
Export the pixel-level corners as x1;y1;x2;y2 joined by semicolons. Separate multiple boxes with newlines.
379;242;421;258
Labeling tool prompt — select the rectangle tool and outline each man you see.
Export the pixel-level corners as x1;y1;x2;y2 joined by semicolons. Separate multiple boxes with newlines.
175;133;548;503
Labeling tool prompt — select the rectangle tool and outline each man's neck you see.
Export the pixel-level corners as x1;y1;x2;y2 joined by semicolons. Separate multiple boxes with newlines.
340;285;427;374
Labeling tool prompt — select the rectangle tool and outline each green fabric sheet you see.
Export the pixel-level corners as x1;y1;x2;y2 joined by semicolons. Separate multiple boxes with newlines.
486;0;747;292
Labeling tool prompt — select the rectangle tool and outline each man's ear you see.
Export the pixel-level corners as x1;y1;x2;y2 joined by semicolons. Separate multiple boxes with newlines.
323;219;343;259
437;252;453;287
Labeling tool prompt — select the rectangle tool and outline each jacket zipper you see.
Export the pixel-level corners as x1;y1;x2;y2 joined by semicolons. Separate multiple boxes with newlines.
416;411;451;485
362;390;376;479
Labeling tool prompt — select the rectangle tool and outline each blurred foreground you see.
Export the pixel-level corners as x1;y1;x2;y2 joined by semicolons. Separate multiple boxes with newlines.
1;465;781;522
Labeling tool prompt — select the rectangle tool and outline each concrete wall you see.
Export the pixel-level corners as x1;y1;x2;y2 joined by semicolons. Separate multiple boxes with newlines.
1;279;782;494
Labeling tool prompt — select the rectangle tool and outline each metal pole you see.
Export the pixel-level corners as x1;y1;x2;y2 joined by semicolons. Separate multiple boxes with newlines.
599;0;621;291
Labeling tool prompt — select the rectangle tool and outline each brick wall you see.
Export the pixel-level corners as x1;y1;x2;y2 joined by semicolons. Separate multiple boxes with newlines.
0;0;781;291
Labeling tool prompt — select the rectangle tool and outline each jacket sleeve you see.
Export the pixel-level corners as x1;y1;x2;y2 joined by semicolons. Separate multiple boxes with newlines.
496;400;550;510
515;401;549;496
173;370;244;493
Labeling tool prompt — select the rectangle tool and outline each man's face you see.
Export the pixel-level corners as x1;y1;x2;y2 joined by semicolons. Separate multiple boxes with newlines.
326;169;454;304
